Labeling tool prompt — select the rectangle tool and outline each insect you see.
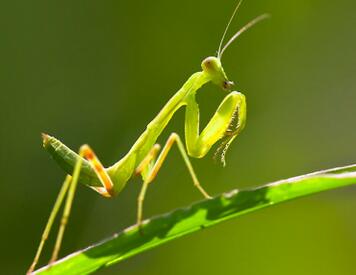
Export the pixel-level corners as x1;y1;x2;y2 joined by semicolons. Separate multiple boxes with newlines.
27;1;269;273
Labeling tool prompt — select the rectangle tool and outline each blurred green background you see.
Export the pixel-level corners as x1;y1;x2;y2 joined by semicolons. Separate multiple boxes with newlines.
1;0;356;274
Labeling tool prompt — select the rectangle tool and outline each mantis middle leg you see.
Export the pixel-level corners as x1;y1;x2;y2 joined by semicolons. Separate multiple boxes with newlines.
135;132;211;227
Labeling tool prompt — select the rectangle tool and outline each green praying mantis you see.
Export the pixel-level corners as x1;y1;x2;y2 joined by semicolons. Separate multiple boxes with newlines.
27;1;269;273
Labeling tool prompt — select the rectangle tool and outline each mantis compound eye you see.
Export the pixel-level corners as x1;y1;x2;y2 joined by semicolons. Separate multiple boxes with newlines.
223;80;234;90
201;56;220;72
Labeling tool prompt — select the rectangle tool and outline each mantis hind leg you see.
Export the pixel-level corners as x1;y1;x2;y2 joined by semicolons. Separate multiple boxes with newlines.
27;144;114;273
49;145;115;263
27;148;84;274
48;150;83;264
135;133;211;227
26;175;72;274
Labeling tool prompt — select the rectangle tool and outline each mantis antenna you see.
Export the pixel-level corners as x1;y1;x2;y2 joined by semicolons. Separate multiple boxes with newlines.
217;0;243;59
217;1;270;59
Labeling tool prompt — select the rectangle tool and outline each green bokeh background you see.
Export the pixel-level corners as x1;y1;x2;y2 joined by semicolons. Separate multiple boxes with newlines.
1;0;356;274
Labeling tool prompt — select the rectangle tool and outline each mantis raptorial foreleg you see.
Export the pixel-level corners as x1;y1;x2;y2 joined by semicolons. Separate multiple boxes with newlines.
185;91;246;161
136;132;211;226
135;90;246;226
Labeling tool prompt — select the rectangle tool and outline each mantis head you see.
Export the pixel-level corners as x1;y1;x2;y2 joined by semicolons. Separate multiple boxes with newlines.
201;56;234;91
207;0;269;91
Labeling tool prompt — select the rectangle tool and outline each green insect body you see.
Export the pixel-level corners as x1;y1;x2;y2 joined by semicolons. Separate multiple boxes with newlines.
43;58;243;195
28;1;269;273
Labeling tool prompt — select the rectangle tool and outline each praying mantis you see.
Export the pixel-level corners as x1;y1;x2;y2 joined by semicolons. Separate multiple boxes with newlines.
27;1;269;273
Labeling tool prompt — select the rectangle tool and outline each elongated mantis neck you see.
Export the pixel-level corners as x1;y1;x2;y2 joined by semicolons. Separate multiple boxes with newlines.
146;71;210;130
43;56;230;193
108;71;211;172
134;56;230;144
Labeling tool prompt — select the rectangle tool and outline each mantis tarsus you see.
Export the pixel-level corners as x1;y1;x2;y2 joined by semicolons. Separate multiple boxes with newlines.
27;1;269;273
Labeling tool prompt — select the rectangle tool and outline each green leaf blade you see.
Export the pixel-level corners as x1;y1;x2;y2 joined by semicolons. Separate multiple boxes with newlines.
34;164;356;275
